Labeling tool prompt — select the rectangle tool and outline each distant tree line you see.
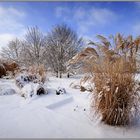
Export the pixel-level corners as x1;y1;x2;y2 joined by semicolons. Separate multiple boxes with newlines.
0;24;84;78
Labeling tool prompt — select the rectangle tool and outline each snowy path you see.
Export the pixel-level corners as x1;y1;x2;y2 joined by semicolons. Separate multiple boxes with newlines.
0;76;140;138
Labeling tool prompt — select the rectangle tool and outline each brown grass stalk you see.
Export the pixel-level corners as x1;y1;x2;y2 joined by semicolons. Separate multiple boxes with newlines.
69;34;140;126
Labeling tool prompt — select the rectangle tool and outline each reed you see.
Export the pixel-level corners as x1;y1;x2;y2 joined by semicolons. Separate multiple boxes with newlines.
69;34;140;126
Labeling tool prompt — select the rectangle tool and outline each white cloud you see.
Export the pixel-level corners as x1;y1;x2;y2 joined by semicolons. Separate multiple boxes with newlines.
55;7;62;17
130;3;140;36
132;23;140;36
0;5;26;48
56;7;69;18
55;6;117;37
73;7;86;20
0;6;26;33
90;8;115;25
55;6;72;23
0;34;16;48
75;7;116;36
0;29;26;49
0;6;25;17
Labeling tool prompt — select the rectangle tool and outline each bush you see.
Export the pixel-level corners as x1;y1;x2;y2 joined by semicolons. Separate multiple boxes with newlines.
21;83;46;99
0;64;6;78
15;64;47;98
28;64;46;84
69;34;140;126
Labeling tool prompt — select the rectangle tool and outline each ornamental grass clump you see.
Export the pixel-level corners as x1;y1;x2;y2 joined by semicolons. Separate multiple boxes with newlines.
69;34;140;126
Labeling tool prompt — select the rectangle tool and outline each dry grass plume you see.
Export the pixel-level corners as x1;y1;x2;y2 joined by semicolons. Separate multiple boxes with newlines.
69;34;140;126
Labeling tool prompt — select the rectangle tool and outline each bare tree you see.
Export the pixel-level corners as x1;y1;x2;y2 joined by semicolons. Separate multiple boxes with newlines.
46;24;83;78
22;26;46;66
0;38;22;64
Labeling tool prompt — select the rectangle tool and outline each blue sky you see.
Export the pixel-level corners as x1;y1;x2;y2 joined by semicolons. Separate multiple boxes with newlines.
0;1;140;47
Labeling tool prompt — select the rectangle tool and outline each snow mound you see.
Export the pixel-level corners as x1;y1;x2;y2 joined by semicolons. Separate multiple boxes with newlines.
70;81;80;89
0;88;16;96
56;87;66;95
21;83;47;99
47;96;73;109
15;73;38;88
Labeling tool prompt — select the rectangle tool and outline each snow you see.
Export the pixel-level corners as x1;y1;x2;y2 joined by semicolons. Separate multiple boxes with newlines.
0;75;140;138
0;88;16;96
56;87;66;95
15;73;38;88
0;79;17;96
21;83;46;98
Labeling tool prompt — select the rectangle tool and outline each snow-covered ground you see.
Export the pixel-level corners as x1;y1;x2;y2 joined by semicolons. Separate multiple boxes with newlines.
0;75;140;138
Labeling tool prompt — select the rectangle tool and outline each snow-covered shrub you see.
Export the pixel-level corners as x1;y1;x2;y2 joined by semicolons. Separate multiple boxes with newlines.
80;75;93;92
15;72;45;88
56;87;66;95
15;73;35;88
69;34;140;126
15;73;47;98
15;66;47;98
70;76;93;92
0;88;16;96
21;83;46;98
70;81;80;89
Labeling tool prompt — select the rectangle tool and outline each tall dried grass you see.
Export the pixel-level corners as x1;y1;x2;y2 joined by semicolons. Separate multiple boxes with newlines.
28;64;46;83
69;34;140;126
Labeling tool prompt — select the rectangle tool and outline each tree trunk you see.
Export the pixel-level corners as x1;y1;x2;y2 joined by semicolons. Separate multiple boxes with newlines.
67;73;70;78
59;72;62;78
56;71;58;78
